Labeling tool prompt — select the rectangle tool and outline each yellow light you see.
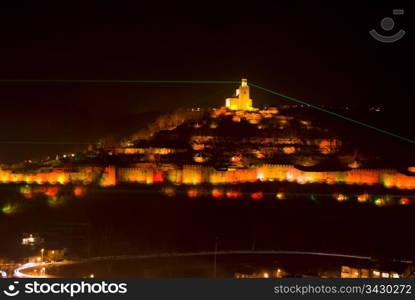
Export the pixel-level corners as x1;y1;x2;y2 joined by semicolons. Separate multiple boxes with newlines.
57;175;67;185
335;193;347;202
263;272;269;278
374;198;385;207
276;192;284;200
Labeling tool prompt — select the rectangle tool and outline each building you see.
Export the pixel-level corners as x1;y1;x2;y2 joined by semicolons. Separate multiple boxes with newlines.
341;265;401;278
226;79;254;111
22;233;44;246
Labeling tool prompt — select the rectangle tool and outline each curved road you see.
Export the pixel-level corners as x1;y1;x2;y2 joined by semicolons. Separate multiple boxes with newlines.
14;250;413;278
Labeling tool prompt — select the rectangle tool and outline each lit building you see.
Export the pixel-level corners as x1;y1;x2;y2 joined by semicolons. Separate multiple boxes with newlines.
22;233;44;246
226;79;254;111
341;265;401;278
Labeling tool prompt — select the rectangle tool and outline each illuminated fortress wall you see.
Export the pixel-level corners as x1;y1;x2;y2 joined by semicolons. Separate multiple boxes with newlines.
116;164;415;190
2;164;415;190
0;167;102;185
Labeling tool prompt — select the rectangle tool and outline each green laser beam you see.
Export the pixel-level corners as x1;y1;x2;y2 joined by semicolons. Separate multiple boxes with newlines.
1;79;414;144
0;80;238;145
249;82;415;145
0;79;240;85
0;141;92;145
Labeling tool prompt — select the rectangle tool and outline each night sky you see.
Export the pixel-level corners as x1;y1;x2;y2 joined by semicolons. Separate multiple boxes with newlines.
0;2;412;162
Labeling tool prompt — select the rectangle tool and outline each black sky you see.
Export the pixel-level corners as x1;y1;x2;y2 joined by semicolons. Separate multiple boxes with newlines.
0;2;412;162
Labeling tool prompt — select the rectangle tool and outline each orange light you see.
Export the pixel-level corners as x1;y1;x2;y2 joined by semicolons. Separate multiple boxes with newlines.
357;193;369;203
319;139;334;154
282;146;295;154
187;189;199;198
73;186;86;197
212;188;223;199
231;155;242;163
226;190;240;199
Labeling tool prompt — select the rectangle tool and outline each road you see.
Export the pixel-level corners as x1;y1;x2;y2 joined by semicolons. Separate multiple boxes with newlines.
12;250;413;278
13;262;51;278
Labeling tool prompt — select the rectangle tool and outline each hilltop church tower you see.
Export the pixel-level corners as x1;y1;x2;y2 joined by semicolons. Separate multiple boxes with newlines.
225;79;254;111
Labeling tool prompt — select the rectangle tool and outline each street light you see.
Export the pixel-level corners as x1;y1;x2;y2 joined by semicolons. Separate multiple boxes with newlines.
41;249;44;262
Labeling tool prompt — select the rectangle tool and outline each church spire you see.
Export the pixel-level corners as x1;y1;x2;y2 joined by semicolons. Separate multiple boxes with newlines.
225;79;254;111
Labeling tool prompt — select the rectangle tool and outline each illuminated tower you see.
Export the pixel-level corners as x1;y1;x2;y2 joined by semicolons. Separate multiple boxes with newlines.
225;79;254;111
